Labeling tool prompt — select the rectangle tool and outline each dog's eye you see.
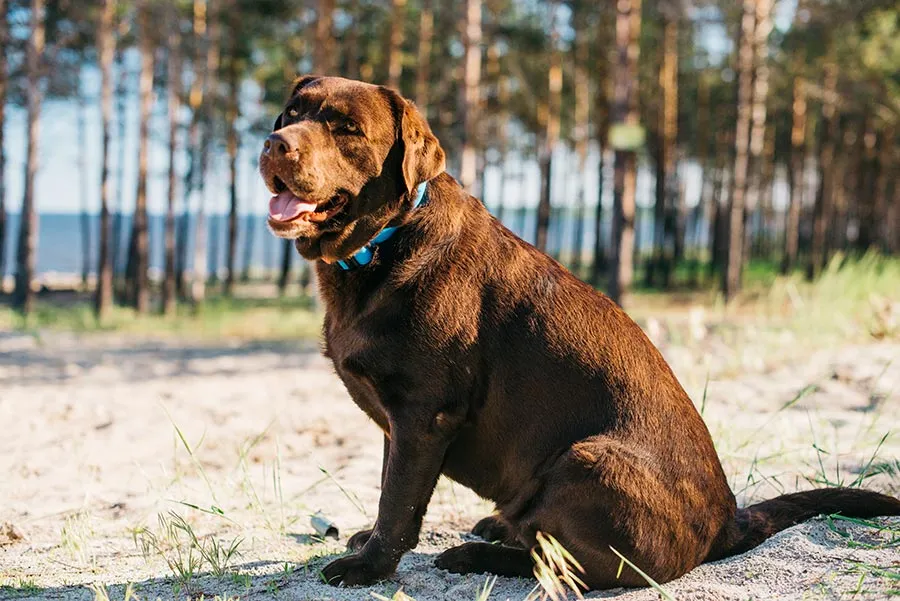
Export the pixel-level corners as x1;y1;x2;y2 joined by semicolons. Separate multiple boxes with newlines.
338;121;359;134
287;107;299;118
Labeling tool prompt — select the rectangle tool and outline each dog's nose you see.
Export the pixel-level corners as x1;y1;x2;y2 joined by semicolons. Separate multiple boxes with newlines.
264;133;293;158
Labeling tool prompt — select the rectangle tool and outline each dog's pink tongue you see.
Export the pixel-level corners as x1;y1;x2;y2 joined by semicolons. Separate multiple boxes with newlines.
268;191;317;222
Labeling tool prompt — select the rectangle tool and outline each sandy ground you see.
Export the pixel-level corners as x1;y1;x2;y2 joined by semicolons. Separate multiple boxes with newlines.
1;323;898;601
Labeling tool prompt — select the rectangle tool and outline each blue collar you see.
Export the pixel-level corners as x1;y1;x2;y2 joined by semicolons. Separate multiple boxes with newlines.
337;181;429;270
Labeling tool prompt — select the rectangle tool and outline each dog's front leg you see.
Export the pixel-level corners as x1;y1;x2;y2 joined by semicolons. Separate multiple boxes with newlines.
322;412;453;586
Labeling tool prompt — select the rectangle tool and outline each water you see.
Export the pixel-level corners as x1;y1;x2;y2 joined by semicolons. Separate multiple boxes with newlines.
1;207;711;276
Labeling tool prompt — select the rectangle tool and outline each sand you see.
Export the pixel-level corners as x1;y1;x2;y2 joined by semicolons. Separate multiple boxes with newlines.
1;327;898;600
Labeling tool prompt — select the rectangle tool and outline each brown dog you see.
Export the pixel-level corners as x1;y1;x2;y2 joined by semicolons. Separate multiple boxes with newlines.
259;75;900;589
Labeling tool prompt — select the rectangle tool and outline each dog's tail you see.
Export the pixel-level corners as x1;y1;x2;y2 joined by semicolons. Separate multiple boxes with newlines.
706;488;900;561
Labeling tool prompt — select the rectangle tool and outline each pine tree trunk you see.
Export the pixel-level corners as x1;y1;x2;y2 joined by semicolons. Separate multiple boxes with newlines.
459;0;481;193
128;0;154;313
873;125;895;253
192;0;220;303
723;0;756;301
112;48;127;279
224;12;240;297
345;0;359;78
808;62;838;280
95;0;115;320
415;0;433;112
608;0;641;306
386;0;405;90
78;91;91;288
314;0;335;74
278;239;292;296
535;12;562;253
570;13;590;276
782;74;806;274
743;0;771;264
692;72;710;285
0;0;9;293
13;0;44;314
164;13;181;316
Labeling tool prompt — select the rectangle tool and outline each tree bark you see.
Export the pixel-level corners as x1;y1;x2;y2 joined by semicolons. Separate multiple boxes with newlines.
535;8;561;253
278;239;292;295
0;0;9;293
651;14;678;288
807;62;838;280
112;47;128;279
386;0;406;90
224;11;240;296
13;0;45;314
314;0;335;74
459;0;482;193
608;0;641;306
570;10;590;276
723;0;756;301
128;0;154;313
414;0;433;112
76;89;91;288
164;11;182;316
743;0;771;265
782;74;806;274
192;0;220;303
345;0;359;78
95;0;115;320
873;125;895;253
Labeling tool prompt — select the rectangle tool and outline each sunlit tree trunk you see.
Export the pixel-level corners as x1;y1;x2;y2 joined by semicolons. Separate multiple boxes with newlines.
651;13;678;288
535;7;561;253
386;0;405;90
95;0;115;320
314;0;335;74
13;0;45;314
692;72;710;285
78;88;91;288
224;11;240;296
459;0;481;193
723;0;757;301
164;12;182;316
127;0;154;313
0;0;10;292
591;53;611;288
608;0;641;306
855;115;878;252
112;47;127;280
415;0;433;112
782;74;806;274
570;11;590;276
873;125;895;253
808;62;838;280
192;0;220;303
344;0;359;78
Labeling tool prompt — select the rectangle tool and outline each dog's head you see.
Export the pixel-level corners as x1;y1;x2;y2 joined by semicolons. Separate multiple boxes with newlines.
259;75;445;263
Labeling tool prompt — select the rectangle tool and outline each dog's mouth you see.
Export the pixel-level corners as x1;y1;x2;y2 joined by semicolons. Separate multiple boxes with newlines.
268;176;349;225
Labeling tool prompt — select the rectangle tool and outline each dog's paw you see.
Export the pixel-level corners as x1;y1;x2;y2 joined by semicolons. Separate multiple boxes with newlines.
347;528;373;551
435;543;483;574
472;515;510;542
321;553;392;587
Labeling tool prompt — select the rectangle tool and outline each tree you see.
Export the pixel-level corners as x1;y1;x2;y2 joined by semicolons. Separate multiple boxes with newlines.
164;5;182;315
414;0;433;111
723;0;757;301
13;0;46;314
224;7;241;296
569;1;590;276
807;61;838;280
386;0;405;90
608;0;642;306
534;3;562;253
0;0;7;293
95;0;115;320
459;0;481;193
126;0;154;313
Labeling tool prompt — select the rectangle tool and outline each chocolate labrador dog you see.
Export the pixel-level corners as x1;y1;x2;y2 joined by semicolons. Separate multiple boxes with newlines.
259;75;900;589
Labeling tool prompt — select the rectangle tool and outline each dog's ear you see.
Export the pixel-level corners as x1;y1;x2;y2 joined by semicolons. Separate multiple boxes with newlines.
290;74;320;97
399;100;445;193
273;113;283;131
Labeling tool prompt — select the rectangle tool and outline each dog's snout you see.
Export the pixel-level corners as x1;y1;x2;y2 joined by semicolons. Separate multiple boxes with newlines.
264;132;294;158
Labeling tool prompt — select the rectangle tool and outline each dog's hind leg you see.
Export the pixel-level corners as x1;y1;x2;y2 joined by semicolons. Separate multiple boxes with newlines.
471;514;522;546
435;542;533;578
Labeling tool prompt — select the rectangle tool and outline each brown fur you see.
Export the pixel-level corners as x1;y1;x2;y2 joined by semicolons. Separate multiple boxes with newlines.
259;76;900;589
